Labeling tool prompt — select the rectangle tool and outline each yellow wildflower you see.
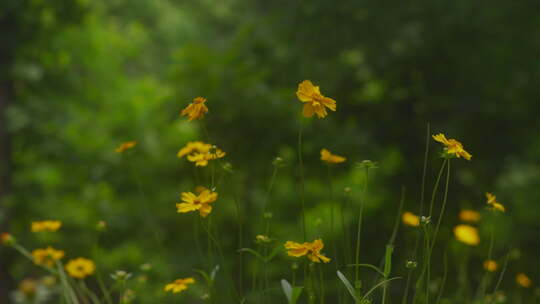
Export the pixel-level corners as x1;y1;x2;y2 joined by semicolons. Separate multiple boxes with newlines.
483;260;498;272
296;80;336;118
486;192;505;212
320;148;346;164
284;239;331;263
177;141;225;167
32;246;65;267
181;97;208;121
115;141;137;153
402;211;420;227
453;225;480;246
255;234;271;244
459;210;481;222
164;277;195;293
65;258;96;279
31;220;62;232
176;189;218;218
516;273;532;288
432;133;472;160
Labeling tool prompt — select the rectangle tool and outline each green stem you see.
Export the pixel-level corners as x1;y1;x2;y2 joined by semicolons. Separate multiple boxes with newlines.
298;118;307;241
354;167;369;294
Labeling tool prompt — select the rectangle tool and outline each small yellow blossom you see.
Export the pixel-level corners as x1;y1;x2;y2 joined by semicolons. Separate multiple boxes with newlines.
32;246;65;267
453;225;480;246
296;80;336;118
320;149;346;164
255;234;271;244
31;220;62;232
284;239;331;263
181;97;208;121
402;211;420;227
483;260;498;272
432;133;472;160
164;278;195;293
115;141;137;153
459;210;481;222
486;192;505;212
177;141;226;167
176;189;218;218
516;273;532;288
65;258;96;279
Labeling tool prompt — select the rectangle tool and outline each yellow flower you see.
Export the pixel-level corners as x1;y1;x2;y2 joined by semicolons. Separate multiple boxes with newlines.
485;192;505;212
432;133;472;160
176;189;218;218
255;234;271;244
296;80;336;118
164;277;195;293
453;225;480;246
115;141;137;153
402;211;420;227
483;260;498;272
31;220;62;232
284;239;331;263
459;210;481;222
177;141;226;167
320;148;346;164
181;97;208;121
32;246;65;267
65;258;96;279
516;273;532;288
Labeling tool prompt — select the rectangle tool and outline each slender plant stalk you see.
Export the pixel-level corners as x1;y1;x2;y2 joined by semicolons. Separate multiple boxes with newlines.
435;250;448;304
326;164;340;271
354;166;369;295
297;118;307;241
404;123;430;304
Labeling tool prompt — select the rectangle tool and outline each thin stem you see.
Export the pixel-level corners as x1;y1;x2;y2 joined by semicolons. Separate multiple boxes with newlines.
326;164;339;271
298;118;307;241
354;167;369;294
428;159;448;218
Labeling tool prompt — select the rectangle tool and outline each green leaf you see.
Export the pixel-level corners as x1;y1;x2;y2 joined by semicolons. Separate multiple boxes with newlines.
361;277;402;301
210;265;220;281
238;248;265;262
280;279;303;304
346;263;385;277
337;270;359;303
264;245;283;263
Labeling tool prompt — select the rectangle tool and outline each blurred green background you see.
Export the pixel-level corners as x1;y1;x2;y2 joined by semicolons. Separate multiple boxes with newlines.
1;0;540;303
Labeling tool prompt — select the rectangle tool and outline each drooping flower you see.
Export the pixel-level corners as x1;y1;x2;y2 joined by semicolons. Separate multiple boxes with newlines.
65;258;96;279
485;192;505;212
284;239;331;263
516;273;532;288
164;278;195;293
177;141;226;167
296;80;336;118
176;189;218;218
402;211;420;227
32;247;65;267
181;97;208;121
320;149;346;164
459;210;481;223
483;260;498;272
453;225;480;246
115;141;137;153
31;220;62;232
432;133;472;160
